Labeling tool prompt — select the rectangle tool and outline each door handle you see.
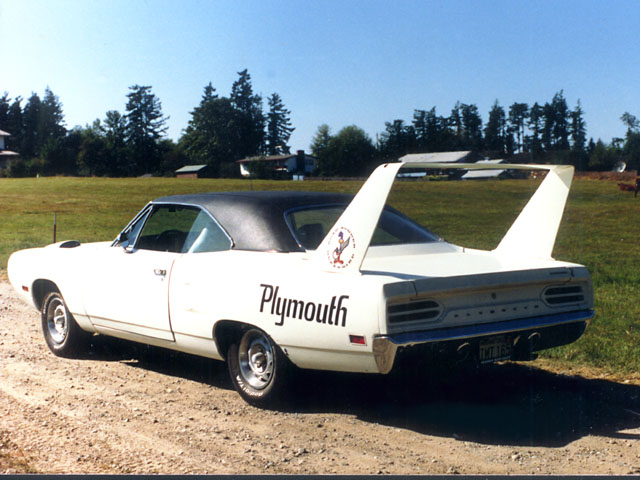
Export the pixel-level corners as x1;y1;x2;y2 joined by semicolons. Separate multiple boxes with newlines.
154;269;167;277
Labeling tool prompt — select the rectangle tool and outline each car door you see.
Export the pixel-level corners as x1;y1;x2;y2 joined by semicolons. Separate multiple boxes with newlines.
83;204;201;341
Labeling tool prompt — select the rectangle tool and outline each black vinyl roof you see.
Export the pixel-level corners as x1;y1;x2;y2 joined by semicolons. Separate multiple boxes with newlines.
152;191;354;252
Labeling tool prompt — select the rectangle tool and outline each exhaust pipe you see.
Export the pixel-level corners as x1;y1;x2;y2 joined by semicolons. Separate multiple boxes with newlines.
512;332;540;361
456;342;471;363
527;332;540;351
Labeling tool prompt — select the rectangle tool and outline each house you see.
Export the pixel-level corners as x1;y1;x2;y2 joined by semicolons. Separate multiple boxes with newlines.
0;129;20;169
175;165;208;179
237;150;316;178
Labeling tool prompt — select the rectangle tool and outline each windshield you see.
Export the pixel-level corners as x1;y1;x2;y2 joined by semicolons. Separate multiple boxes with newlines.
286;204;441;251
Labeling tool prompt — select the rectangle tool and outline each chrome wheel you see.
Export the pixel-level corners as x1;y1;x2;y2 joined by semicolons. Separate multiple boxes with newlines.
46;297;69;345
238;330;275;390
41;291;89;357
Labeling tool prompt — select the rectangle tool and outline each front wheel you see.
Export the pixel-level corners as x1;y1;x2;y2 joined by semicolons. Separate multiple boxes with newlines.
41;291;89;358
227;328;291;408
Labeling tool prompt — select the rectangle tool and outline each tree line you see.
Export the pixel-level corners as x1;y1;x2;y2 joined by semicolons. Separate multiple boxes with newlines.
1;72;639;178
0;70;295;178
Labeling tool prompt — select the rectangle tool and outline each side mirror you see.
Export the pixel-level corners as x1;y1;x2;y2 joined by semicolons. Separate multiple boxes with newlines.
117;232;135;253
117;232;129;245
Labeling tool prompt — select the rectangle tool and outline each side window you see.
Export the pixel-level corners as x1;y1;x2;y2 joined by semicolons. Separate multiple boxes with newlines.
287;206;343;250
136;205;200;253
182;210;232;253
286;205;440;250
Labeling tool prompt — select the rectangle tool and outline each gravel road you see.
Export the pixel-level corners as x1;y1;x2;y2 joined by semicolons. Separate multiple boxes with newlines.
1;281;639;474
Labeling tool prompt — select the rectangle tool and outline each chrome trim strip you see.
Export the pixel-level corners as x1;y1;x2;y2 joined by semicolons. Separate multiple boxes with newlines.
381;310;594;346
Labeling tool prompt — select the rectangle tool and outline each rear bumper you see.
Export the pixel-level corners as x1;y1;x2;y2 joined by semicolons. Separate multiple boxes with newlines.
372;309;594;374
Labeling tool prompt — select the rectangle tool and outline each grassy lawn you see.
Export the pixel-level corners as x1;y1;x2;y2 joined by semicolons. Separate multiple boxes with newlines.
1;175;638;374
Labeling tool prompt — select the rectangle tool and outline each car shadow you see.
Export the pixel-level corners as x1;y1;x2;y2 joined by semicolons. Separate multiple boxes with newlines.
80;336;640;448
289;363;640;448
81;335;232;388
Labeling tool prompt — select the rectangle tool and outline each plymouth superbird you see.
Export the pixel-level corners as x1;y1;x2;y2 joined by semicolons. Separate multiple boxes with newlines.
8;161;594;406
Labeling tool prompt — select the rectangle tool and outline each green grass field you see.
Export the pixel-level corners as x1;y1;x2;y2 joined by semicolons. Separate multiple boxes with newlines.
1;176;638;374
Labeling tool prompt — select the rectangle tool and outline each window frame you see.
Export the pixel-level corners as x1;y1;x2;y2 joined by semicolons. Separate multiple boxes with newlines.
112;202;234;253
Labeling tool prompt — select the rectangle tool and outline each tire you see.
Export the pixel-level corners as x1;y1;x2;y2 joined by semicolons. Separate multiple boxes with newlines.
41;291;89;358
227;328;291;408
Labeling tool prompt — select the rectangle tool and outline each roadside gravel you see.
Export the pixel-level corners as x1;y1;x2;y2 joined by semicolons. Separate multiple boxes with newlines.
1;281;638;474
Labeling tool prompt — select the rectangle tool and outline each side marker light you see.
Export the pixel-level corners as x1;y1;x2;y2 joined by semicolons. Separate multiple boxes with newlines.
349;335;366;346
22;286;29;292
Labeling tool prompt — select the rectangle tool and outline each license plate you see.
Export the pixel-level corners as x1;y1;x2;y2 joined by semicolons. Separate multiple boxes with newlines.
479;336;511;364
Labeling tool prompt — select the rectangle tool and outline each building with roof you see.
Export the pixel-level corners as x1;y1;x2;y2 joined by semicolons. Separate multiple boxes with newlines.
175;165;208;179
396;151;475;178
0;129;20;169
236;150;316;177
461;159;510;180
399;151;473;164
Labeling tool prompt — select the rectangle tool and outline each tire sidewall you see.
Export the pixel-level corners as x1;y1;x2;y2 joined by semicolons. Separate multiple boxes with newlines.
227;329;288;407
41;291;84;357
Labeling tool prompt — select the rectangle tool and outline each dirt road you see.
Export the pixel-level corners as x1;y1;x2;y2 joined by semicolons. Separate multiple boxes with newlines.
1;281;639;474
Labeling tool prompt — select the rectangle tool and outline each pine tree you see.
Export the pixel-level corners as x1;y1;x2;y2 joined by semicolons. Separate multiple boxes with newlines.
0;93;9;128
21;93;42;157
180;82;242;176
41;87;66;142
125;85;168;175
484;100;507;153
103;110;129;176
412;109;428;151
551;90;570;150
527;102;544;156
508;102;529;153
231;69;265;158
461;103;483;151
379;120;415;159
541;102;555;151
620;112;640;132
448;102;463;148
266;93;294;155
570;100;587;152
412;107;447;152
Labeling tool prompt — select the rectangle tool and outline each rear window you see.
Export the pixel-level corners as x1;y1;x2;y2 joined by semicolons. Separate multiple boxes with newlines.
286;205;441;250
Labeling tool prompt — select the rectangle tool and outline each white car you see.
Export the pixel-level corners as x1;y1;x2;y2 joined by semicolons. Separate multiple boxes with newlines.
8;161;594;407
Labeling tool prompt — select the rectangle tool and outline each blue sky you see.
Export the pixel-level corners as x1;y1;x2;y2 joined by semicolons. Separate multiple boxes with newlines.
1;0;639;151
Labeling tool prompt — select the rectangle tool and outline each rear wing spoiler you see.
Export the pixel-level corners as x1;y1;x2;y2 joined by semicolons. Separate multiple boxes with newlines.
312;162;574;274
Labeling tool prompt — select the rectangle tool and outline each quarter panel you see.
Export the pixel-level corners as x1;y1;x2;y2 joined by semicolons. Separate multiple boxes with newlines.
169;251;386;370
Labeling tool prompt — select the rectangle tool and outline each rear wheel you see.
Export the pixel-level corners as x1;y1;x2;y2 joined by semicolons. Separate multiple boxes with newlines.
41;291;89;357
227;328;291;408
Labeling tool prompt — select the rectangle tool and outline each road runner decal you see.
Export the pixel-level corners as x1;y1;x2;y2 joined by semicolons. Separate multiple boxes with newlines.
260;284;349;327
326;227;355;269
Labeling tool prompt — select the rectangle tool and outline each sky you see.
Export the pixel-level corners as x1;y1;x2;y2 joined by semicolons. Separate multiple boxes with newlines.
1;0;639;151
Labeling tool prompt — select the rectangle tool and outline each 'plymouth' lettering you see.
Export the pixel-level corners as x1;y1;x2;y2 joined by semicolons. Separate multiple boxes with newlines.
259;284;349;327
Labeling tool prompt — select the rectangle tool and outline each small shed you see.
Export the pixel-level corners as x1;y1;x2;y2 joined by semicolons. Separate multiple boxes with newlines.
175;165;207;179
